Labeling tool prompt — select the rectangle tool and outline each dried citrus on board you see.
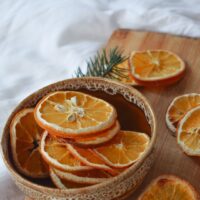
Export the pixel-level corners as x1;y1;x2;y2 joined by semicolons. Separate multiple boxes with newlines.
52;167;112;185
69;121;120;147
166;93;200;134
67;144;115;173
34;91;117;138
129;50;185;86
94;131;150;168
40;131;92;171
10;108;48;178
177;106;200;156
50;168;91;189
138;175;199;200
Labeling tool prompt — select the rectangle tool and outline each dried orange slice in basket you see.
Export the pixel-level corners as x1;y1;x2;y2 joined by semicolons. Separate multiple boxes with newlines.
129;50;185;86
69;120;120;147
50;168;91;189
138;175;199;200
40;131;92;171
166;93;200;134
34;91;117;138
94;131;150;168
177;106;200;156
10;108;48;178
52;167;112;185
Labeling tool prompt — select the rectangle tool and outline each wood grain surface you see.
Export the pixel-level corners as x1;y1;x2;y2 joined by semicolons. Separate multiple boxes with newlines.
105;29;200;199
25;29;200;199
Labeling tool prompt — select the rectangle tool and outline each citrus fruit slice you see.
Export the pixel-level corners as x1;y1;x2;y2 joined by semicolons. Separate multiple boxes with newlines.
10;108;48;178
50;168;91;189
53;167;112;185
69;120;120;147
166;93;200;134
34;91;117;138
177;106;200;156
67;144;115;173
40;131;92;171
94;131;150;168
138;175;199;200
129;50;185;86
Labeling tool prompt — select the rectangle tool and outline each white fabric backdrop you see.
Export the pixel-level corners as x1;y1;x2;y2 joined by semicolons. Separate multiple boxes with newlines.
1;0;200;199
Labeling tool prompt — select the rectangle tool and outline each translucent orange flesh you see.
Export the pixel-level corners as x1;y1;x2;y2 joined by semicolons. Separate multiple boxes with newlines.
179;108;200;151
14;110;48;176
139;177;197;200
168;95;200;128
132;51;182;79
39;91;113;130
95;131;149;166
44;135;86;167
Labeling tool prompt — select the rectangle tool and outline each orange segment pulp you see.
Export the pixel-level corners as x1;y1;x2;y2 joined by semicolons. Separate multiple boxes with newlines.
177;106;200;156
129;50;185;86
34;91;117;137
166;93;200;134
40;131;92;171
10;108;48;178
138;175;199;200
94;131;150;168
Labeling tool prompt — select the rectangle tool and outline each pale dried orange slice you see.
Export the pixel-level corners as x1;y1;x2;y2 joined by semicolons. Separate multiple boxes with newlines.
69;121;120;147
129;50;185;86
50;168;91;189
67;144;116;173
177;106;200;156
166;93;200;134
40;131;92;171
10;108;48;178
94;131;150;168
138;175;199;200
34;91;117;138
52;167;112;185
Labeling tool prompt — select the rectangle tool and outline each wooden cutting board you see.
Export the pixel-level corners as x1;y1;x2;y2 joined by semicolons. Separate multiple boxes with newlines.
105;29;200;199
25;29;200;200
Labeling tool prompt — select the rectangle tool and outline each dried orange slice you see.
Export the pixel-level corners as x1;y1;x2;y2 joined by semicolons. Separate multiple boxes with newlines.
34;91;117;138
166;93;200;134
94;131;150;168
50;168;91;189
177;106;200;156
10;108;48;178
129;50;185;86
52;167;112;185
69;121;120;147
67;144;115;173
40;131;92;171
138;175;199;200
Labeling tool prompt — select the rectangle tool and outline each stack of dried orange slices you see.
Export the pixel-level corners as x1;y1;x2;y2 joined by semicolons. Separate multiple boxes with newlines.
166;93;200;156
10;91;150;189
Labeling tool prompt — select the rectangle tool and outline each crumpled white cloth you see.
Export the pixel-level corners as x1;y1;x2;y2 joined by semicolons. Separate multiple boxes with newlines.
0;0;200;199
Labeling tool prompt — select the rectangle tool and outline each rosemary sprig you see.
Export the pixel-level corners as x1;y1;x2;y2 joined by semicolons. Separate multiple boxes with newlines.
75;47;129;81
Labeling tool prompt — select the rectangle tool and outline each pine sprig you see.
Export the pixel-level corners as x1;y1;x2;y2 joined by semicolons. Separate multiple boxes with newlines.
75;47;129;81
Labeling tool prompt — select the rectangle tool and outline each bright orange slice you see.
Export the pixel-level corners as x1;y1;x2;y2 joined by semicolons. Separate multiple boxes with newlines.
34;91;117;138
166;93;200;134
69;121;120;147
67;144;116;173
50;168;91;189
94;131;150;168
177;106;200;156
138;175;199;200
53;167;112;185
129;50;185;86
10;108;48;178
40;131;92;171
